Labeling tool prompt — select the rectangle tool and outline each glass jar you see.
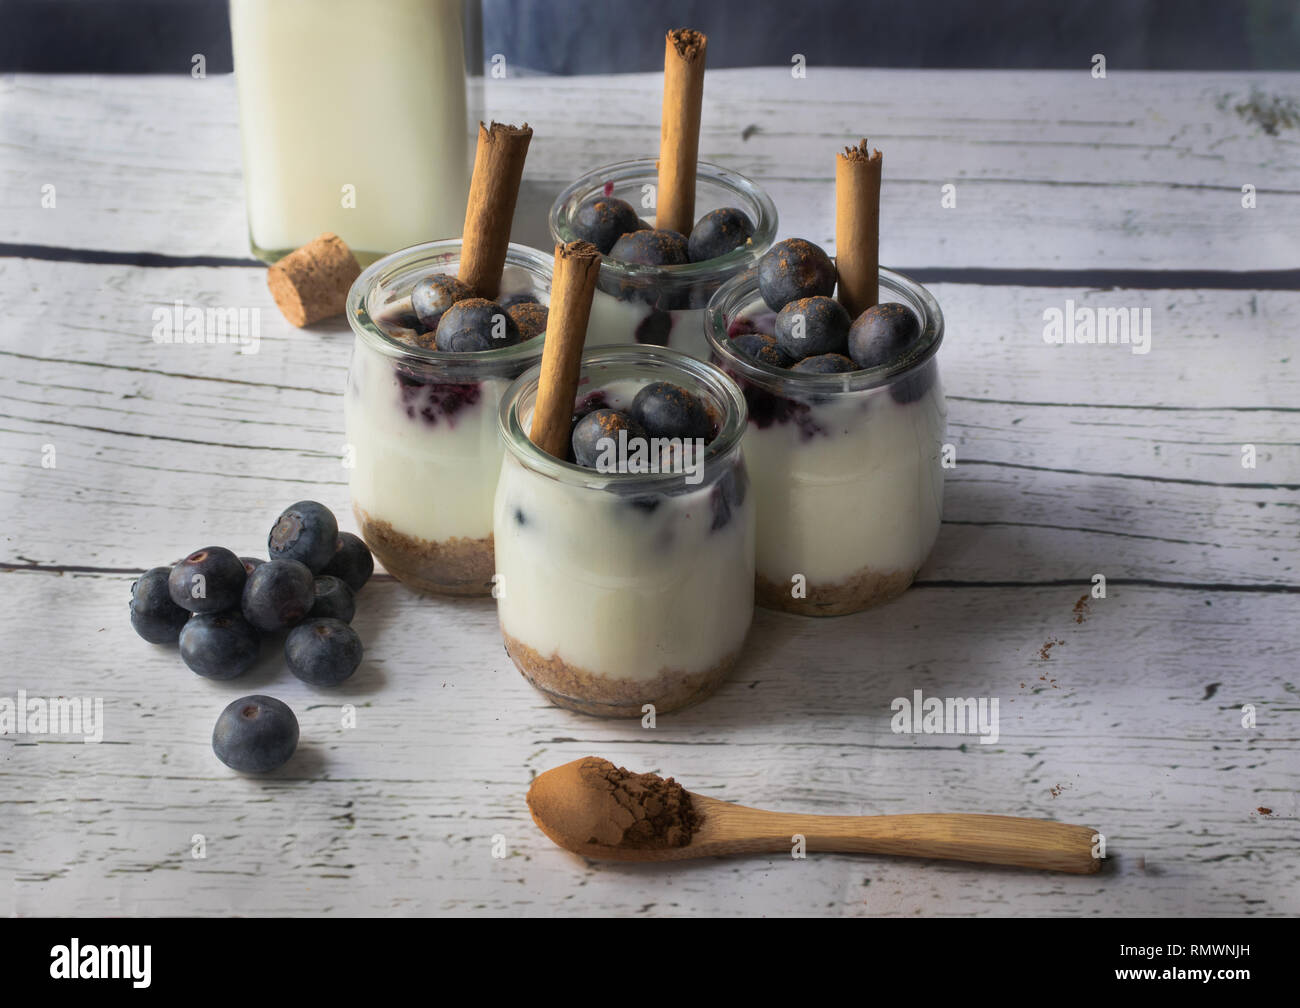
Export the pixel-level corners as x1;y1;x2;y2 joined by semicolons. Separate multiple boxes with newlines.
705;267;947;616
230;0;471;264
549;158;777;358
494;346;755;717
344;239;552;595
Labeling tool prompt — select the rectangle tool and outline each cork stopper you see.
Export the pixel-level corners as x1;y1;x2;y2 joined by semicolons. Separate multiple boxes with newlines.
266;232;361;327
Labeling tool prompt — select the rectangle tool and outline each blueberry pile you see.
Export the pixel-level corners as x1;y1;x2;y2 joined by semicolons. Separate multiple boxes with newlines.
129;501;375;773
571;195;755;265
728;238;922;375
568;381;716;470
380;275;547;353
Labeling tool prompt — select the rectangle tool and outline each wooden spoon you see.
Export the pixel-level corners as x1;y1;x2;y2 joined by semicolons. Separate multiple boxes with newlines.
528;759;1101;874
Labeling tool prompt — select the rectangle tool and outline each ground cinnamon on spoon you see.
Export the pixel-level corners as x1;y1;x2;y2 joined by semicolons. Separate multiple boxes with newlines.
527;756;699;850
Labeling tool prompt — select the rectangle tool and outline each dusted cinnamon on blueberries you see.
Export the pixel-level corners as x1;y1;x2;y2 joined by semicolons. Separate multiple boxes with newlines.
266;232;361;327
835;139;882;319
458;121;533;301
528;241;601;459
656;28;708;236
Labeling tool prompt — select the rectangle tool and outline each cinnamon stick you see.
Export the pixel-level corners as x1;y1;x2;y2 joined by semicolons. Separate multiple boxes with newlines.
655;29;707;236
835;139;882;319
458;121;533;301
529;241;601;460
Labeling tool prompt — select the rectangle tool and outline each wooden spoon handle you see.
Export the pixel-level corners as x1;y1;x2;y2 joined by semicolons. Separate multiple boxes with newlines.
694;799;1100;874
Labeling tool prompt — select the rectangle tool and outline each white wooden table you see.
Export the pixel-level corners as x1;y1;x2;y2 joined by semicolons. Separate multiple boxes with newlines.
1;68;1297;917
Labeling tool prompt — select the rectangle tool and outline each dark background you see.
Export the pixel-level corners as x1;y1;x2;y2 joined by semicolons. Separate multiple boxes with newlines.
1;0;1298;73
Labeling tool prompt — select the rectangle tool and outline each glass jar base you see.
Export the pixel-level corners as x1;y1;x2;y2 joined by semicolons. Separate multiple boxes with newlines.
755;566;916;617
356;507;495;597
503;630;737;718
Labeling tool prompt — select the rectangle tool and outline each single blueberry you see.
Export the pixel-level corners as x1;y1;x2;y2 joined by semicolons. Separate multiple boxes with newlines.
688;207;755;263
499;292;539;309
411;273;474;332
506;301;548;341
889;358;938;405
239;556;265;577
790;353;858;374
308;575;356;623
435;298;521;352
848;301;922;370
320;532;374;592
630;381;713;441
608;229;690;267
268;501;339;573
571;409;646;470
168;547;247;614
731;333;794;368
571;195;641;254
179;611;260;679
129;566;190;644
757;238;837;311
634;308;673;346
241;558;315;632
286;618;363;687
775;296;851;360
212;695;298;773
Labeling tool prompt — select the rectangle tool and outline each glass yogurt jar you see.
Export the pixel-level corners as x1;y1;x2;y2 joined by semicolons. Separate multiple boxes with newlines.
344;239;551;596
705;267;946;616
494;346;755;717
549;159;777;359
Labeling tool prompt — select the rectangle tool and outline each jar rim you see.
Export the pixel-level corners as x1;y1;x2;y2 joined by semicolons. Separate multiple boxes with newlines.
704;265;946;393
548;157;779;286
498;345;749;490
346;238;554;367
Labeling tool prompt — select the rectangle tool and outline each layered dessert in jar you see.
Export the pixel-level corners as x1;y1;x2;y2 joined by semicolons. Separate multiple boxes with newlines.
549;158;777;359
494;346;754;716
344;239;552;594
705;243;946;616
548;28;777;360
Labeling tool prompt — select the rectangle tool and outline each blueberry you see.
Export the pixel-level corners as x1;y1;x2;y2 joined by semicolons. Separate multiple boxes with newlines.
411;274;474;332
790;353;857;374
633;308;673;346
286;618;363;686
506;301;547;341
320;532;374;592
212;695;298;773
757;238;837;311
435;298;521;352
848;302;921;369
775;296;851;360
239;556;265;577
688;207;755;263
571;409;646;469
608;229;690;267
731;333;793;368
241;558;315;632
890;358;938;405
308;575;356;623
710;464;749;531
129;566;190;644
571;195;641;254
168;547;247;614
179;611;260;679
499;292;539;309
268;501;338;573
630;381;712;441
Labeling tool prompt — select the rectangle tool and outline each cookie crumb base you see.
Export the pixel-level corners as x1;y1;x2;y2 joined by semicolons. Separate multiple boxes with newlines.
502;631;737;717
755;565;915;617
356;507;494;597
